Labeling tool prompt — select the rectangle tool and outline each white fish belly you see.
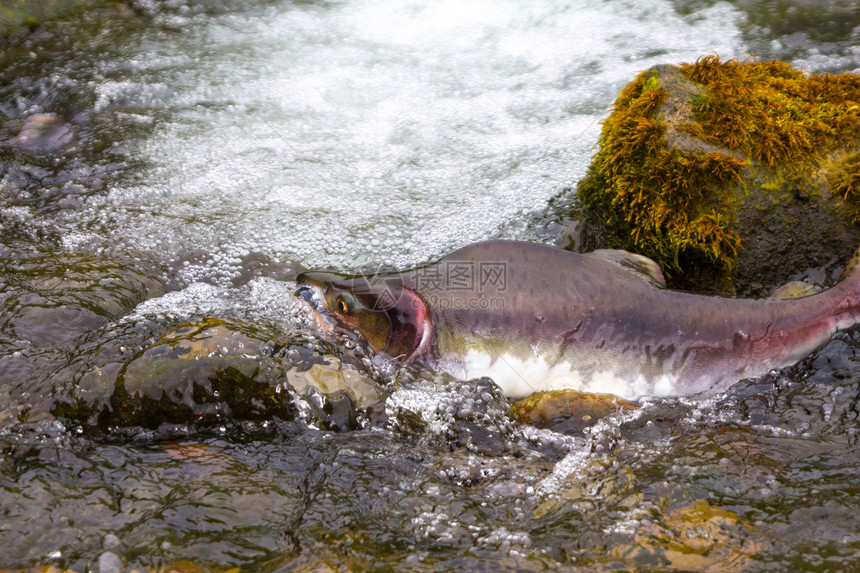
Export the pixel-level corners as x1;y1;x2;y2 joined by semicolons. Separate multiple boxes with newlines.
441;350;680;401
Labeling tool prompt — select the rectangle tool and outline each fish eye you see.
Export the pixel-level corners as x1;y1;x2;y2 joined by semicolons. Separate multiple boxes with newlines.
335;295;351;314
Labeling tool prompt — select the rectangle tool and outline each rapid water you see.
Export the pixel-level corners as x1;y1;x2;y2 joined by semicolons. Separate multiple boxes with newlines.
67;0;750;279
1;0;860;571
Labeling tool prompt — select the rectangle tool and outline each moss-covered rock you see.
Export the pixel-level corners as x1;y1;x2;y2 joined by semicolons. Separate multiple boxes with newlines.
574;57;860;294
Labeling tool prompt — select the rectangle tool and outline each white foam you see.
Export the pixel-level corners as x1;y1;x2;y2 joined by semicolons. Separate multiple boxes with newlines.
124;282;230;321
122;277;306;328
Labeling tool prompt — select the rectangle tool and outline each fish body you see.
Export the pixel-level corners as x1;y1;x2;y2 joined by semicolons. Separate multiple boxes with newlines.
296;241;860;400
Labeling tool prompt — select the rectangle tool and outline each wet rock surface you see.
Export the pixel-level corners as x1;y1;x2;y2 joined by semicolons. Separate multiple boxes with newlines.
0;249;166;425
52;318;387;434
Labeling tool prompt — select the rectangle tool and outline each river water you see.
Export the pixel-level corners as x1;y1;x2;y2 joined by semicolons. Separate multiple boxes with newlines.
1;0;859;571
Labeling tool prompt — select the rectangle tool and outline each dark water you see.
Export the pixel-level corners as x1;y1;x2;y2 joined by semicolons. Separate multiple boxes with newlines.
1;0;860;571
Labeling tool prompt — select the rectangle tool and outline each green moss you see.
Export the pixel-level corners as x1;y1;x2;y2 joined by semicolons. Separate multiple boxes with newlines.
642;74;660;92
831;153;860;222
577;57;860;291
680;57;860;167
690;93;710;114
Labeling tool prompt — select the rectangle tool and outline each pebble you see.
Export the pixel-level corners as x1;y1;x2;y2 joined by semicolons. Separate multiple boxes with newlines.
104;533;122;549
97;550;124;573
16;113;75;153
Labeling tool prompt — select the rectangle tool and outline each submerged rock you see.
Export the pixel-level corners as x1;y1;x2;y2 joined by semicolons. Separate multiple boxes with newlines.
16;113;75;153
572;57;860;294
511;390;638;434
610;501;765;571
53;318;386;432
95;550;124;573
0;250;166;426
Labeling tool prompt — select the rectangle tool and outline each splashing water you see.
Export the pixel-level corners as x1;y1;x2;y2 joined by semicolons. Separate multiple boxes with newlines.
68;0;745;286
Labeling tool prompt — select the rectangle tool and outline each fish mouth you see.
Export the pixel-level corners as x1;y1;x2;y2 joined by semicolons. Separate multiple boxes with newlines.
294;283;337;334
295;284;321;312
294;280;375;358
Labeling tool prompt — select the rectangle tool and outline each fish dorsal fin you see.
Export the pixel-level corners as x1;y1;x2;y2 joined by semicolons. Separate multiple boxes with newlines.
770;281;817;300
588;249;667;288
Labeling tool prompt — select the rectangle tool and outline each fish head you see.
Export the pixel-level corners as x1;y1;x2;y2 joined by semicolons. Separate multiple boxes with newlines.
295;271;432;363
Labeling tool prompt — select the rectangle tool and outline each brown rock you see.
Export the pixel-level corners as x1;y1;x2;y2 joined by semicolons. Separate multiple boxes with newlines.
511;390;638;434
